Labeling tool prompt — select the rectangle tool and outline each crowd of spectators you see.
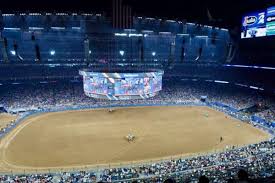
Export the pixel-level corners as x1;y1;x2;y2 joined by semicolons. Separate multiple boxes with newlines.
0;80;274;121
0;80;274;182
0;140;273;182
98;140;274;182
255;107;275;123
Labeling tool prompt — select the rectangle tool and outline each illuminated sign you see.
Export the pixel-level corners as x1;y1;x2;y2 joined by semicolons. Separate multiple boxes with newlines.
241;6;275;38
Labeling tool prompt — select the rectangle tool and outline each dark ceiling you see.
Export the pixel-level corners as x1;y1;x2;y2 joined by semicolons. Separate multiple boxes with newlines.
1;0;274;28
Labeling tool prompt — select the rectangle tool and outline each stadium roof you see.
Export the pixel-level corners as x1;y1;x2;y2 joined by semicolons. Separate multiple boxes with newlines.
0;0;273;28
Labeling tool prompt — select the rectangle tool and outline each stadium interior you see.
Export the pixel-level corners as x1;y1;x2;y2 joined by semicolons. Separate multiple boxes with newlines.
0;0;274;182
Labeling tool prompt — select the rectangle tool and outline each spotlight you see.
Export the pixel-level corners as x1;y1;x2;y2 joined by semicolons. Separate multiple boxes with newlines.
119;50;125;56
10;50;16;55
152;52;156;56
89;50;91;54
50;50;55;56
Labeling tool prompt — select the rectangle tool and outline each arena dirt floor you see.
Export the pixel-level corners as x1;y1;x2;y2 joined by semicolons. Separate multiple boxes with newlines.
0;106;271;173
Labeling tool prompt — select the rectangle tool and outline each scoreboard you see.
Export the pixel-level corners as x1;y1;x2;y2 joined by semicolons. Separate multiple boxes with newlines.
241;6;275;38
80;70;164;100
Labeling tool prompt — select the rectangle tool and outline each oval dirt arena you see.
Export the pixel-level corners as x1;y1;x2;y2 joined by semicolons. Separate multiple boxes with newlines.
0;106;270;171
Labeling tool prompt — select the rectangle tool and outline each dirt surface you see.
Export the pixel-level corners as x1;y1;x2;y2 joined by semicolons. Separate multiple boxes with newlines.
0;106;270;172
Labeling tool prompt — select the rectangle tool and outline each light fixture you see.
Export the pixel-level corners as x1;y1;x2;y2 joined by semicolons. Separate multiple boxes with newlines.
10;50;16;56
50;50;55;56
119;50;125;56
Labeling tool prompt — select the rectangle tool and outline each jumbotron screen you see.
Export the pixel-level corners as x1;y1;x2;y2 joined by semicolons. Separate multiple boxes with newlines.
80;70;163;100
83;76;162;95
241;6;275;38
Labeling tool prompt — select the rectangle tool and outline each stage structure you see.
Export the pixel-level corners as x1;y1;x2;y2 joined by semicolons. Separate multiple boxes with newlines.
79;69;164;100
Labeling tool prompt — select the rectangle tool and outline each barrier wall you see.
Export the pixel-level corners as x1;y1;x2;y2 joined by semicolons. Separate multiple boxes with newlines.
251;115;275;128
208;102;275;134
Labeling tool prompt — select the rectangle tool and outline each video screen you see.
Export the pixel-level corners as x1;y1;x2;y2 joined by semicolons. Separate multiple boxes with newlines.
152;75;162;92
83;73;163;97
80;70;164;100
115;78;144;95
266;6;275;36
241;11;266;38
84;76;108;95
241;6;275;38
